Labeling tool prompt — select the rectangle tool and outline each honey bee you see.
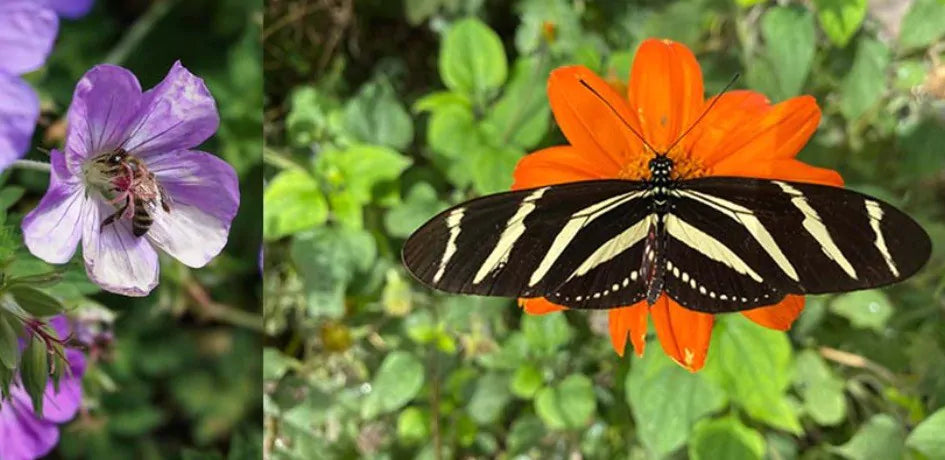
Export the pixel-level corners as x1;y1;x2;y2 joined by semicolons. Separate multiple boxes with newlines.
94;148;171;237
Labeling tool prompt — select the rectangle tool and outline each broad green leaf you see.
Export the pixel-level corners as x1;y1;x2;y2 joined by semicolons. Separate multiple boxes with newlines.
833;414;905;460
703;315;800;433
427;104;479;159
689;416;766;460
397;407;430;444
521;312;572;354
468;373;511;424
285;86;344;148
361;351;425;419
316;144;412;205
507;415;545;454
899;0;945;51
510;363;543;398
381;269;413;317
534;374;596;430
482;57;551;150
0;313;18;370
736;0;766;6
898;119;945;179
343;80;414;150
839;38;890;121
20;335;48;415
906;408;945;458
439;18;508;97
263;348;297;381
813;0;867;47
829;290;893;332
793;350;847;426
471;146;521;195
752;6;816;100
9;286;63;317
413;91;470;113
290;226;376;318
384;183;447;238
642;0;706;48
263;169;327;240
514;0;583;55
627;346;728;457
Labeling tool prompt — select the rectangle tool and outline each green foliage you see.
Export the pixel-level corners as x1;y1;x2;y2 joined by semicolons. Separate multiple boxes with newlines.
265;0;945;457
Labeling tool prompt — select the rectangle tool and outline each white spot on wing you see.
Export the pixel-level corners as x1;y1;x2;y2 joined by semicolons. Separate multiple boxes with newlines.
865;200;899;277
433;208;465;283
474;187;549;284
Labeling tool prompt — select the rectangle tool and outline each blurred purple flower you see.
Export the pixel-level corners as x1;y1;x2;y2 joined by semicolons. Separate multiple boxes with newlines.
0;1;58;171
0;316;87;460
45;0;94;19
21;62;240;296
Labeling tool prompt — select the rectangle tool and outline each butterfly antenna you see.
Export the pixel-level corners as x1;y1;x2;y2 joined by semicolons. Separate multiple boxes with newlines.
578;79;658;154
664;73;740;153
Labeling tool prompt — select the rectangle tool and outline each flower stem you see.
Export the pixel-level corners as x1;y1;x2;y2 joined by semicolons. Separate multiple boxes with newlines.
104;0;180;65
11;159;51;173
184;280;264;333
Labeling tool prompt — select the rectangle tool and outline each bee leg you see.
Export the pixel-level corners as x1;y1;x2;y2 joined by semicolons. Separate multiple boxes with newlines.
159;185;172;213
101;197;130;232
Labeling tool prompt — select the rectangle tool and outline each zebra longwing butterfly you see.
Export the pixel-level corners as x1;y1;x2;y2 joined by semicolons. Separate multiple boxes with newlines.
401;80;932;314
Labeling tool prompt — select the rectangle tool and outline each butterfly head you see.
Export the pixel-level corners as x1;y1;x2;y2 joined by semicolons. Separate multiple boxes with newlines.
649;155;674;183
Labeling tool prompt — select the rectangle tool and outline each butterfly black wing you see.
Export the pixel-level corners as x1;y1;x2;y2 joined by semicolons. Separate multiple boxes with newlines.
402;180;652;308
663;177;931;313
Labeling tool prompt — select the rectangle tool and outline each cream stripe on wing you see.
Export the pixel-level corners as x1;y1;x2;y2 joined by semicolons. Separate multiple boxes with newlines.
567;214;653;280
680;190;799;282
433;207;465;283
528;190;645;287
473;187;550;284
773;181;858;280
865;200;899;277
665;214;764;282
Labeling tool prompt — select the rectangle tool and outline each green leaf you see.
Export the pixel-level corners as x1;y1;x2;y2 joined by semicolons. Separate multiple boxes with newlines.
263;169;327;240
793;350;847;426
471;145;521;195
285;86;343;148
898;119;945;179
689;416;766;460
839;38;890;121
521;312;573;354
397;407;430;444
534;374;596;430
343;80;414;150
482;56;551;150
290;226;376;318
362;351;425;419
0;313;18;370
899;0;945;51
510;363;543;398
413;91;470;113
384;183;447;238
907;408;945;458
752;6;816;100
813;0;867;47
468;373;511;424
703;315;800;433
439;18;508;97
829;290;893;332
20;335;48;415
263;348;297;381
381;269;413;317
833;414;905;460
627;347;728;457
9;286;64;317
316;144;413;205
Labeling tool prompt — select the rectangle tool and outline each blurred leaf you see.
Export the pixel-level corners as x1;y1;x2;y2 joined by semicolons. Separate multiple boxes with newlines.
813;0;867;47
751;6;816;100
472;145;521;195
689;416;766;460
510;363;543;398
290;226;377;318
704;315;800;433
483;57;552;150
736;0;766;6
263;348;296;381
362;351;425;418
507;414;545;454
627;346;728;457
839;38;890;120
468;373;512;424
794;350;847;426
829;290;893;332
343;80;414;150
316;144;413;205
285;86;343;147
413;91;471;113
0;313;17;370
642;0;706;48
899;0;945;51
397;407;430;444
9;286;63;317
833;414;905;459
439;18;508;98
385;183;447;238
906;408;945;458
381;269;413;316
898;118;945;179
521;312;573;354
263;169;327;240
20;335;47;415
534;374;596;430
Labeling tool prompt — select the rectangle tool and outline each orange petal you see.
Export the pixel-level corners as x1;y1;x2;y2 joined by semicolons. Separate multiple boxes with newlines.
547;66;644;172
608;300;649;357
650;294;714;372
512;146;615;191
705;95;821;169
518;297;568;315
686;90;773;165
741;295;805;331
713;158;844;187
628;39;705;151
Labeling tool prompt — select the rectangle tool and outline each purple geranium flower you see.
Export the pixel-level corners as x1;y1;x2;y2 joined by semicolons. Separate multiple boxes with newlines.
22;62;240;296
0;316;86;460
0;1;58;171
45;0;94;19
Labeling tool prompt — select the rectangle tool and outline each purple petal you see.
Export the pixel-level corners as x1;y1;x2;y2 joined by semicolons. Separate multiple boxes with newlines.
124;61;219;157
145;150;239;267
46;0;94;19
64;65;143;175
82;198;159;296
0;386;60;460
37;349;85;423
0;1;58;75
0;74;40;171
22;151;87;264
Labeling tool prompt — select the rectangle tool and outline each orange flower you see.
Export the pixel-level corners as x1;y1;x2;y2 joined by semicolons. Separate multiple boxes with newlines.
513;38;842;372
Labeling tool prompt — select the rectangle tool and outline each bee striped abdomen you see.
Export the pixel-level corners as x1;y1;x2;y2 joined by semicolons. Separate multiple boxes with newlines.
132;197;153;237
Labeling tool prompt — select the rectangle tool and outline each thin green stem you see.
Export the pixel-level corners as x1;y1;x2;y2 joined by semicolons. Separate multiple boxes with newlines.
104;0;180;65
11;160;51;173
